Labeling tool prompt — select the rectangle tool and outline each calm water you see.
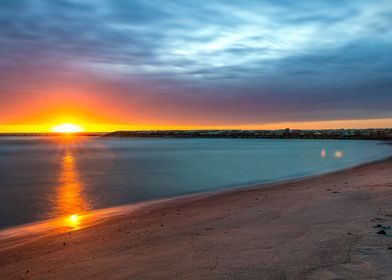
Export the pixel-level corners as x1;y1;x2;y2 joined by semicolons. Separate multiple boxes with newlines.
0;137;391;229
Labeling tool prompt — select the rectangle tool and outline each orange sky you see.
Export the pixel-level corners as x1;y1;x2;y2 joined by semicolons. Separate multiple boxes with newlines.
1;85;391;133
1;86;391;132
1;118;391;133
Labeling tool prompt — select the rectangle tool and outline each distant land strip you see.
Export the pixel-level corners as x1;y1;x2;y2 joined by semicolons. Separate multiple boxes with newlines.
1;129;392;140
104;129;392;140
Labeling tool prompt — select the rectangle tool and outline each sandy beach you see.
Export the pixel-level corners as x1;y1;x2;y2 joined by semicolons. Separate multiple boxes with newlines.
1;158;392;279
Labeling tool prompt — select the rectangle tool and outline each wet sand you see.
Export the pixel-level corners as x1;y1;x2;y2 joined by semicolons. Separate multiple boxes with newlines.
1;158;392;279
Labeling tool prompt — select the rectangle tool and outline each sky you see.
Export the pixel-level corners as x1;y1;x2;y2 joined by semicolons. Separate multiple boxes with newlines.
0;0;391;132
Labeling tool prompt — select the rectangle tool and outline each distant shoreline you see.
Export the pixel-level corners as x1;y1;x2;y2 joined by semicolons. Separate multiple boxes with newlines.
1;128;392;140
105;128;392;140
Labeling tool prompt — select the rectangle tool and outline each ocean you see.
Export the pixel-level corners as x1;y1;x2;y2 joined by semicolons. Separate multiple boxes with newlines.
0;136;391;229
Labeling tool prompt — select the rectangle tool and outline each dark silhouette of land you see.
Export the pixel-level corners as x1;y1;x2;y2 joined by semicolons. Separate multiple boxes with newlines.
104;128;392;140
2;129;391;140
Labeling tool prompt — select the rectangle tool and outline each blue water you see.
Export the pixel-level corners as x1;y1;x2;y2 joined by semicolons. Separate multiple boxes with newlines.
0;137;391;229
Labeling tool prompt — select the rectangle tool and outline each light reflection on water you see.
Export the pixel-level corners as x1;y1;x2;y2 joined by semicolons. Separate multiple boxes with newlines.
0;137;391;232
320;149;344;159
334;150;344;158
54;149;89;230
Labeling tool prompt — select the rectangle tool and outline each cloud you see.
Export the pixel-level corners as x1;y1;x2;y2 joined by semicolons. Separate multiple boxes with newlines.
0;0;391;125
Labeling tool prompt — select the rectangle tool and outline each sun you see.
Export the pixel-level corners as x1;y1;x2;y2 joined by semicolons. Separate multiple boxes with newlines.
52;123;84;133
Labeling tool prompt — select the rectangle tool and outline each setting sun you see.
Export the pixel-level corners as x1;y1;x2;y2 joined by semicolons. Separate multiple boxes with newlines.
51;123;84;133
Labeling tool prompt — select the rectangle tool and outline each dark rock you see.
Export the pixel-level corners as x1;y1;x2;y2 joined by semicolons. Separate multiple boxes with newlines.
377;230;387;235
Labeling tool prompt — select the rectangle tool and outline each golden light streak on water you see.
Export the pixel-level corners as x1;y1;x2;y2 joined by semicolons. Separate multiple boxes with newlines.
54;148;90;230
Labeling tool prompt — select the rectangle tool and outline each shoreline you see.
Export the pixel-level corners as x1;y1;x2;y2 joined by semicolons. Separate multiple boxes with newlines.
1;155;391;245
2;157;392;279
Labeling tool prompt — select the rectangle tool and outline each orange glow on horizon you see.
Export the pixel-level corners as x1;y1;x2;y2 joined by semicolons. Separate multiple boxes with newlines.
0;117;391;133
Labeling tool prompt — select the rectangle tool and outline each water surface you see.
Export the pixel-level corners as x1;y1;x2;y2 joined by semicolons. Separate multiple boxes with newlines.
0;137;391;229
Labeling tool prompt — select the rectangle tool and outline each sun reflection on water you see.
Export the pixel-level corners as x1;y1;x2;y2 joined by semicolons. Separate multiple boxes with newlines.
54;148;90;230
65;214;81;229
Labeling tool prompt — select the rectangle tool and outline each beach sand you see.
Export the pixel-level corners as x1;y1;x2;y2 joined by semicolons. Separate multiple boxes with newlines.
1;158;392;279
